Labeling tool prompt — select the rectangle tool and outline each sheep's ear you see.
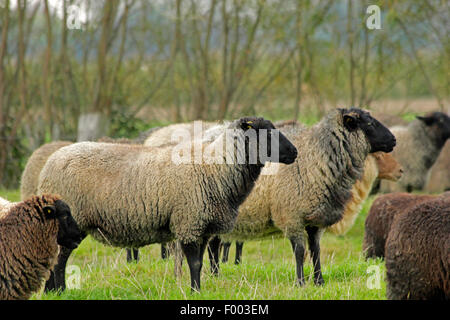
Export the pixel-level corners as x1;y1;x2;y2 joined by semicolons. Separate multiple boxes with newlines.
416;115;435;126
43;206;56;219
343;114;358;131
240;120;254;131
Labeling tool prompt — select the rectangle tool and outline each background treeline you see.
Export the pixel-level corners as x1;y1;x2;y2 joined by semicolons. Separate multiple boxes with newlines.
0;0;448;188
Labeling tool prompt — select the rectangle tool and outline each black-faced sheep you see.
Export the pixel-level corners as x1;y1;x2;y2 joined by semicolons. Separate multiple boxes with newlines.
379;112;450;193
0;194;82;300
37;117;298;292
221;150;403;264
363;192;449;259
385;196;450;300
214;108;396;286
20;141;73;200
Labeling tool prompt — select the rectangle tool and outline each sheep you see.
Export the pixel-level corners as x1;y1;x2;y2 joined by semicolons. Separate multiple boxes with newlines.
143;121;218;147
0;196;14;217
385;195;450;300
21;137;141;201
0;194;82;300
220;150;403;264
37;117;298;292
20;141;73;200
214;108;396;286
363;192;449;259
379;112;450;193
424;140;450;193
327;151;403;236
20;138;146;263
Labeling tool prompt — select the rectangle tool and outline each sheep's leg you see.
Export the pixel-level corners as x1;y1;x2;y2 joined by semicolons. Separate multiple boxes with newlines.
181;236;209;292
221;242;231;263
289;236;306;286
207;235;221;275
306;226;325;285
235;241;244;265
126;248;139;263
161;243;168;259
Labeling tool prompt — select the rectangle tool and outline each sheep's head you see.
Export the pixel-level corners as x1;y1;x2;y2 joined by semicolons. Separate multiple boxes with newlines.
373;151;403;181
44;199;83;249
417;112;450;148
232;117;298;165
341;108;396;153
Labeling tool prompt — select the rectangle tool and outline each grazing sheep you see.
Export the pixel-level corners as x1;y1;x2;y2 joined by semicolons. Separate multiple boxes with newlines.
0;194;82;300
379;112;450;193
363;192;449;259
221;150;403;264
215;108;396;286
20;141;73;200
37;117;298;292
424;140;450;193
385;196;450;300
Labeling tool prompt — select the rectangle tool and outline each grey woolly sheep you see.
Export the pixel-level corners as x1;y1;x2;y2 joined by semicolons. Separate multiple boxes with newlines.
385;195;450;300
424;140;450;193
379;112;450;193
222;137;403;264
37;117;298;292
214;108;396;286
0;194;82;300
363;192;448;259
20;141;73;200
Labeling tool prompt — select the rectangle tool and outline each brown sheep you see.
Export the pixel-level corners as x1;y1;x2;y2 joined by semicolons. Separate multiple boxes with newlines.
0;195;82;300
363;192;449;259
385;196;450;300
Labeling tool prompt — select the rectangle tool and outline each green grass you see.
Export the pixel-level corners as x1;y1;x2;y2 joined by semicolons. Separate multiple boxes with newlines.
1;189;386;300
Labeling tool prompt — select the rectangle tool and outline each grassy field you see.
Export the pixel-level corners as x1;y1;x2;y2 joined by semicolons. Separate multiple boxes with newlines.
0;189;386;300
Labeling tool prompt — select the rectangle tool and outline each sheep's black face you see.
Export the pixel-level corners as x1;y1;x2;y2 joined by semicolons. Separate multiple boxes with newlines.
238;117;297;165
45;200;83;249
417;112;450;147
342;108;396;153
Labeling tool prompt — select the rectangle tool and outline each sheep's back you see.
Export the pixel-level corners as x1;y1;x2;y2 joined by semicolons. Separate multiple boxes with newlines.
385;197;450;299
